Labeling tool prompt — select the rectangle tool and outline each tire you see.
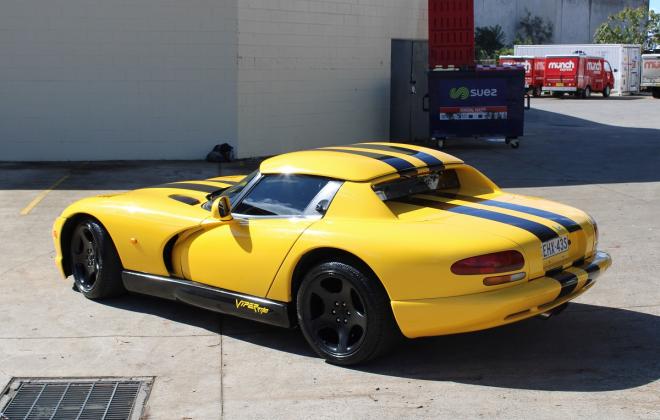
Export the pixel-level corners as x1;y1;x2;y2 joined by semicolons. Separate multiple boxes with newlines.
583;86;591;99
70;219;125;299
603;85;611;98
296;261;399;365
552;92;563;99
652;88;660;99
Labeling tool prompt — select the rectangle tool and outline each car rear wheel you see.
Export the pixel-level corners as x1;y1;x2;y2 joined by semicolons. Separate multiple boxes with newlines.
296;261;399;365
603;85;611;98
70;219;125;299
583;86;591;99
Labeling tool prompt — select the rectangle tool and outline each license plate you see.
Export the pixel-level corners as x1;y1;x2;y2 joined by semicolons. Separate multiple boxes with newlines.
542;236;570;259
556;82;564;87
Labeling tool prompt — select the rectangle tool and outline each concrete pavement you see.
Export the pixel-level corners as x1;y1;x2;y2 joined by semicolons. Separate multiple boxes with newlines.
0;96;658;419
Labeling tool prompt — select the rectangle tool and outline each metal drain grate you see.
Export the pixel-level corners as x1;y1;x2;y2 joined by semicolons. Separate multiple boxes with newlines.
0;378;152;420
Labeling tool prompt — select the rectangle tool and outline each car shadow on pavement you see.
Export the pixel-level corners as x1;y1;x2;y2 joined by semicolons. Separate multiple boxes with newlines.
102;294;659;392
357;303;660;392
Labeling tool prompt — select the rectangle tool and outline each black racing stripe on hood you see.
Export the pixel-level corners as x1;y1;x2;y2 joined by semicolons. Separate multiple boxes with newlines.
149;182;226;194
397;196;559;242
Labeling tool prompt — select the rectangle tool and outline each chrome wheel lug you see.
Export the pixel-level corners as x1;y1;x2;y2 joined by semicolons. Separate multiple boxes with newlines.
343;319;348;323
331;310;336;314
336;318;341;323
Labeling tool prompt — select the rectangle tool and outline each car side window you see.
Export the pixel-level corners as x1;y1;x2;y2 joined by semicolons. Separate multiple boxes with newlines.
233;175;334;217
604;61;611;72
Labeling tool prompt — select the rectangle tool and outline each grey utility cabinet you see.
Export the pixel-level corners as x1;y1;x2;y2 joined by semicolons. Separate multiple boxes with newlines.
390;39;429;144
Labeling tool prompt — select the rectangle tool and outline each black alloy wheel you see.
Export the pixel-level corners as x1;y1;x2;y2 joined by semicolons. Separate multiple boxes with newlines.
70;219;124;299
303;273;367;355
72;222;100;292
297;261;398;365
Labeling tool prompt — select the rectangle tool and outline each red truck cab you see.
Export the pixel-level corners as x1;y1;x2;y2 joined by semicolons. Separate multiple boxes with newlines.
543;54;615;98
499;55;545;96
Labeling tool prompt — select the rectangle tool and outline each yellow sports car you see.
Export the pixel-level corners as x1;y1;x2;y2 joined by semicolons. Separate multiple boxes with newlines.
53;142;611;365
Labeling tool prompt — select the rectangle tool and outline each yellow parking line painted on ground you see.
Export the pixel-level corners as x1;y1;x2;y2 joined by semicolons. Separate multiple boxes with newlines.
19;174;69;215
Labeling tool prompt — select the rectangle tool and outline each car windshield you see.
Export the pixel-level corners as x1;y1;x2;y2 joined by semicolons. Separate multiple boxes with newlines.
374;170;459;201
206;170;258;204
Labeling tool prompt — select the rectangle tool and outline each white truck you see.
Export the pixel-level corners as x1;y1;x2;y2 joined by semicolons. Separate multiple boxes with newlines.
641;54;660;98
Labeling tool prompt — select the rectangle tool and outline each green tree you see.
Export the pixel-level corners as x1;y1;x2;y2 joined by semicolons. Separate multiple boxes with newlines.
475;25;506;59
594;7;659;50
514;11;554;44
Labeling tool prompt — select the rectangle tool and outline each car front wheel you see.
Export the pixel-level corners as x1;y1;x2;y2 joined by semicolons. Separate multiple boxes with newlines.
296;261;398;365
70;219;125;299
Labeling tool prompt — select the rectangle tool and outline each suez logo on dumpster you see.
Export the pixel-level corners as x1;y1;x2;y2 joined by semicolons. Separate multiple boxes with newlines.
449;86;499;100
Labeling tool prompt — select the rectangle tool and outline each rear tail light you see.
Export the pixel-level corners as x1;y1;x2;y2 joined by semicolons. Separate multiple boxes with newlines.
451;250;525;275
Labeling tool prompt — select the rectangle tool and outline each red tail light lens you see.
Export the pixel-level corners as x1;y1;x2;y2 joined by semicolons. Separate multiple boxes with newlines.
451;251;525;275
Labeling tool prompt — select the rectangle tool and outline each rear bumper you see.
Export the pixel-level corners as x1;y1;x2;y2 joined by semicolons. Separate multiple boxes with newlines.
391;251;612;338
543;86;577;92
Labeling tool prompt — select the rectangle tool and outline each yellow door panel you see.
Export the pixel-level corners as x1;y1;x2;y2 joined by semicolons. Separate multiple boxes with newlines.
179;217;316;297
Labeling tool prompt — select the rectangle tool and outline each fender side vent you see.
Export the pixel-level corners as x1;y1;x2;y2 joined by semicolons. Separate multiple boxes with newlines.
168;194;200;205
0;377;153;420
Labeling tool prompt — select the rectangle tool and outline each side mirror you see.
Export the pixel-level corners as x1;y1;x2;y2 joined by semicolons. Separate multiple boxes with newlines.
212;196;233;221
613;68;618;73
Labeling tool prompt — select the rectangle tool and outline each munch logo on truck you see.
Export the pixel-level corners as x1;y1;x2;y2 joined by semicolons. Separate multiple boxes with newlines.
587;61;602;72
548;61;575;71
645;61;660;69
450;86;498;100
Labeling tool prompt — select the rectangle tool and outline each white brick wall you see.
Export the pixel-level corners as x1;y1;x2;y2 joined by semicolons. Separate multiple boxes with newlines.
235;0;427;158
0;0;238;160
0;0;426;161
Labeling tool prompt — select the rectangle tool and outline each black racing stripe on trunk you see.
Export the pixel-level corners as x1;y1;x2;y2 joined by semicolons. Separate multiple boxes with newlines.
352;143;444;168
149;182;225;193
550;271;579;298
320;148;416;172
398;197;558;242
438;193;582;233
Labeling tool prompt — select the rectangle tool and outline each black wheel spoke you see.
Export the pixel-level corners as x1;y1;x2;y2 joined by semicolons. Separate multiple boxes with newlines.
310;313;335;333
350;311;367;329
337;327;350;353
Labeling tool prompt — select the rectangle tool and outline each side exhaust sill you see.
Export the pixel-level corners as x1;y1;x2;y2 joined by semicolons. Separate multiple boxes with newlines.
122;270;293;328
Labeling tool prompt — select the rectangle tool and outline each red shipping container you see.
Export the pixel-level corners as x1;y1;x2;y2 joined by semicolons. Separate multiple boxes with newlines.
429;0;474;68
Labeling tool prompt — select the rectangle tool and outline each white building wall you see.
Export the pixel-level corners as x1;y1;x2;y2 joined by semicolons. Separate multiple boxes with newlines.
0;0;238;161
474;0;648;45
235;0;427;158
